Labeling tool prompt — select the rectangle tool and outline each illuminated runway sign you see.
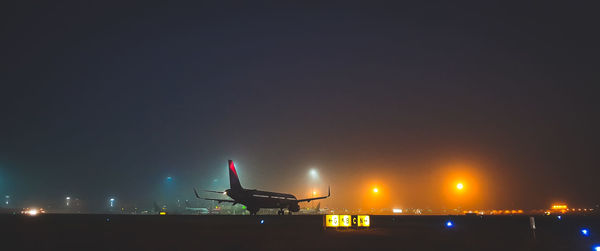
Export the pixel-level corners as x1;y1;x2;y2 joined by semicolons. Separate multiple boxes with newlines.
340;215;351;227
358;215;370;227
325;215;371;228
325;215;339;227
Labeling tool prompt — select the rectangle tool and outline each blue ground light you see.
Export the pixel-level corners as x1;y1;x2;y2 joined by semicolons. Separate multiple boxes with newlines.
445;221;454;228
581;228;590;236
557;215;562;220
593;245;600;251
260;219;264;224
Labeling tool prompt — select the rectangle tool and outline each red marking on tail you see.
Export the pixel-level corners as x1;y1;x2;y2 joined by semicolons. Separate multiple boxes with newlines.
229;160;238;176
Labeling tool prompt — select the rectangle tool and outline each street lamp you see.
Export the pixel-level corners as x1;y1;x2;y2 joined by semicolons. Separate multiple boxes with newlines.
109;198;115;208
309;169;318;179
66;197;71;207
456;183;464;190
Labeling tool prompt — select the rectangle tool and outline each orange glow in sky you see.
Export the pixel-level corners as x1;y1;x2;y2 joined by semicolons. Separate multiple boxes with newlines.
434;162;490;209
292;158;494;210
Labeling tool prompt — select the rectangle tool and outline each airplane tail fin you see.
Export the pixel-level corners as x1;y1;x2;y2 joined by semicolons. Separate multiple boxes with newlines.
228;160;243;190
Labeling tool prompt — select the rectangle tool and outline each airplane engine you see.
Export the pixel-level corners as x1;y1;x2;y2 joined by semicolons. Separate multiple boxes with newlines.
289;204;300;212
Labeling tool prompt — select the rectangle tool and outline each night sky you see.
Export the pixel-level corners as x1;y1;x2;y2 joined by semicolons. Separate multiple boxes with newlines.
1;2;599;210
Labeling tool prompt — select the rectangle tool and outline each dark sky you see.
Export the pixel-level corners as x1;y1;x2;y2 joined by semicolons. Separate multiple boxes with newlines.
1;1;599;210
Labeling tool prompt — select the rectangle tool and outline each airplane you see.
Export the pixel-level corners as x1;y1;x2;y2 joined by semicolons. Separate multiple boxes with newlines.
153;201;169;215
184;200;210;215
298;202;323;215
310;202;323;214
194;160;330;215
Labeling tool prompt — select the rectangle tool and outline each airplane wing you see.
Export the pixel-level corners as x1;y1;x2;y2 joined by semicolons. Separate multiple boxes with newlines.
194;188;237;204
202;198;237;204
203;190;226;194
296;186;330;203
194;188;226;197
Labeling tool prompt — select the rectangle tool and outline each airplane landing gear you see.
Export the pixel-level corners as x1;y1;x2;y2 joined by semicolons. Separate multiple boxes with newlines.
277;209;284;215
248;208;259;215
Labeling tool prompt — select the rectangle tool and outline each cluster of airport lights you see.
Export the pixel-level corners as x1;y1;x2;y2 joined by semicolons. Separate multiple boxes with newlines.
313;168;466;198
371;181;599;250
47;170;600;249
443;217;599;250
22;175;600;249
577;225;599;251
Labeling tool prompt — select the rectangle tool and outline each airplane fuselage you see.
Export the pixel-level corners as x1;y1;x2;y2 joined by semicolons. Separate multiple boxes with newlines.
226;188;301;213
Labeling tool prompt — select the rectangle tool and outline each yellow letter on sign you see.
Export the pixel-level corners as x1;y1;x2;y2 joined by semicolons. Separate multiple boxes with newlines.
358;215;370;227
325;215;339;227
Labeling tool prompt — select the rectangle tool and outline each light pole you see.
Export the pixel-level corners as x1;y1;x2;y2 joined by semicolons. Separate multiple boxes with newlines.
109;198;115;208
309;168;319;198
66;197;71;207
309;169;318;180
455;182;465;211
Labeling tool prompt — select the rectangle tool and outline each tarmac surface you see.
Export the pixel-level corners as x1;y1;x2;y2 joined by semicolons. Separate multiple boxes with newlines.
2;214;600;250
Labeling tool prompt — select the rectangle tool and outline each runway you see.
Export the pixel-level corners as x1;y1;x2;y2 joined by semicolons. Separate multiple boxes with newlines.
2;214;599;250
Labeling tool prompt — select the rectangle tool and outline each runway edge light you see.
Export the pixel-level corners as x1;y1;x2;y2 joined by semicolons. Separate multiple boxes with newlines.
581;228;590;236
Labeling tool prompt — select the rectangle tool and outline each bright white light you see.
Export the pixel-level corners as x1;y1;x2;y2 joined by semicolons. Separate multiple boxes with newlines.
66;197;70;200
27;209;39;216
309;169;318;179
594;245;600;251
581;229;590;236
393;208;403;213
